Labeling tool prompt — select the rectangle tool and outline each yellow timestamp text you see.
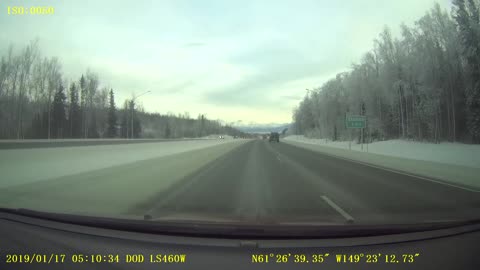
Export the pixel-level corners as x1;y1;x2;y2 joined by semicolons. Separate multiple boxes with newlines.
7;6;55;15
251;253;421;264
4;253;187;264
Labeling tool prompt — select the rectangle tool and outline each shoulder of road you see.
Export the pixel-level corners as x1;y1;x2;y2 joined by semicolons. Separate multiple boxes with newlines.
283;139;480;191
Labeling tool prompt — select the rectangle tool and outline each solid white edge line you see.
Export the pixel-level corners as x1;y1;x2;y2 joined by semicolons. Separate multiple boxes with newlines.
321;195;354;223
285;140;480;193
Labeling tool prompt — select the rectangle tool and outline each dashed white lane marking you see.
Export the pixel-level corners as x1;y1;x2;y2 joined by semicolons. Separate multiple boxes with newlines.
321;195;354;223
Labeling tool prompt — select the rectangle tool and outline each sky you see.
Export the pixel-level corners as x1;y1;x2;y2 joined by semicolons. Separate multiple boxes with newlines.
0;0;452;125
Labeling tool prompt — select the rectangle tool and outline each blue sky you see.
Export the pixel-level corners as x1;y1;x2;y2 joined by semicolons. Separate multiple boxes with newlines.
1;0;452;124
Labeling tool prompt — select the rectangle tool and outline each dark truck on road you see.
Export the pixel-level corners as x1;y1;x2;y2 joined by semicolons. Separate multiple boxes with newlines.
269;132;280;142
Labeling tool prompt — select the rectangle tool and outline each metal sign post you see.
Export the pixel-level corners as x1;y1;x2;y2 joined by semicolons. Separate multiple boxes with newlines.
361;128;363;151
349;131;352;150
366;125;369;153
345;115;367;151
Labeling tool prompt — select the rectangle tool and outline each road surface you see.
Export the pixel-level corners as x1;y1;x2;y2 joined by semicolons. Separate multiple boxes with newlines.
1;139;479;224
140;139;480;224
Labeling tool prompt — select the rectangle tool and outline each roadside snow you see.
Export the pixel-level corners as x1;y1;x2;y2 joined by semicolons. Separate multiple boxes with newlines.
0;139;239;189
201;134;234;139
0;140;246;216
284;135;480;169
283;135;480;190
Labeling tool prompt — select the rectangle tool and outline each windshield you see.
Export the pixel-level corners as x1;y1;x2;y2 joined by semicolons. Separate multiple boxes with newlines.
0;0;479;231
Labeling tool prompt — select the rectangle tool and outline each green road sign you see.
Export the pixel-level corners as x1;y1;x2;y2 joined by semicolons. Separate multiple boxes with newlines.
346;115;366;129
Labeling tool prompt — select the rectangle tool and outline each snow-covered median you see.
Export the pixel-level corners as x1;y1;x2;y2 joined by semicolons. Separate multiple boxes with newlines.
0;139;241;189
0;140;247;216
283;135;480;190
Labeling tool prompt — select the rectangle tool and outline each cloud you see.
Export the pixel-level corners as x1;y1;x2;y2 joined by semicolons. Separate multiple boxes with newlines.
202;44;351;108
157;80;197;95
280;94;303;100
183;42;206;48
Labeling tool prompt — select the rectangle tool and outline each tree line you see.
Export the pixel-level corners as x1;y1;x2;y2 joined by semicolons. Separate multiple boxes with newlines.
0;40;245;139
292;1;480;144
139;111;246;139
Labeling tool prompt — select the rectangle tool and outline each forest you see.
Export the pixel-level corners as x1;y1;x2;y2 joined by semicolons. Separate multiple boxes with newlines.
292;1;480;144
0;43;245;139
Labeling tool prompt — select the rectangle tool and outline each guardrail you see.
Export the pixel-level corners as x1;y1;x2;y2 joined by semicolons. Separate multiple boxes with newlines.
0;138;222;149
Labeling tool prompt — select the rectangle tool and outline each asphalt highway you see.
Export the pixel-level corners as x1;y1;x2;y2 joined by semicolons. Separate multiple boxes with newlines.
1;138;478;224
141;139;480;224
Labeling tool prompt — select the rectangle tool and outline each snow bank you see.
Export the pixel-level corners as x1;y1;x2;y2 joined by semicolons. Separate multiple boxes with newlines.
283;135;480;190
201;134;234;139
0;139;239;189
284;135;480;169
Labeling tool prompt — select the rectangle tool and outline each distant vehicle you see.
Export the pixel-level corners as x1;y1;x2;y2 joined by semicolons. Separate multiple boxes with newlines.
219;135;225;139
269;132;280;142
